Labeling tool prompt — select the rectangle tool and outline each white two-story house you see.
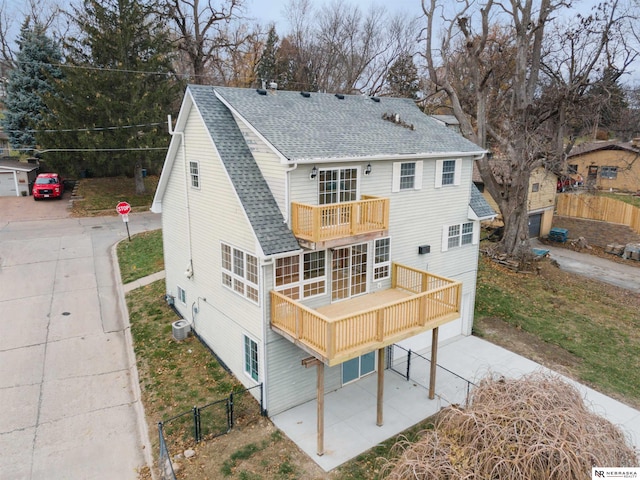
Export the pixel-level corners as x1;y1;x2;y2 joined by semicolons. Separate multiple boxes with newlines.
151;85;494;452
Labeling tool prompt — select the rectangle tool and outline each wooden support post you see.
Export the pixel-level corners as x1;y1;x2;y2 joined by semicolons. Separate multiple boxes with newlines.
302;356;324;456
429;327;439;400
317;361;324;455
377;347;385;426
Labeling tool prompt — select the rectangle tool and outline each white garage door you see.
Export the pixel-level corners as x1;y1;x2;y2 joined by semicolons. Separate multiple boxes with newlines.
0;172;16;196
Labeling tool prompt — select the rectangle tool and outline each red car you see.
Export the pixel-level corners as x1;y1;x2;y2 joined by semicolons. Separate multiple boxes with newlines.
556;175;576;192
32;173;64;200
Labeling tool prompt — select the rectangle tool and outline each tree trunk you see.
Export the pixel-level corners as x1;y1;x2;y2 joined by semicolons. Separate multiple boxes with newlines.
134;163;145;195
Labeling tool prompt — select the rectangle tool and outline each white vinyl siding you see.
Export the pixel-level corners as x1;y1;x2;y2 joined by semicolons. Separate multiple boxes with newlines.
392;161;423;192
435;158;462;188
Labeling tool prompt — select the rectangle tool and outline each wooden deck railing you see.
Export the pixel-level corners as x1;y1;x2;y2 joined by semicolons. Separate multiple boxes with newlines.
291;195;389;242
270;263;462;366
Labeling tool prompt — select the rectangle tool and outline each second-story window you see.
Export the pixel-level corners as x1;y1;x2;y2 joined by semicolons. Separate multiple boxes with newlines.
275;251;326;299
373;238;391;280
189;161;200;188
442;222;475;251
221;243;259;303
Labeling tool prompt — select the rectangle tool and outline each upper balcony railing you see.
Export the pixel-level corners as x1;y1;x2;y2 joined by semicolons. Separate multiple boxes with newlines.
270;263;462;366
291;195;389;243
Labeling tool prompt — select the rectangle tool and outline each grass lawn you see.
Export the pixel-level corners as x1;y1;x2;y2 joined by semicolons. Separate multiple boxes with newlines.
71;176;159;216
600;192;640;208
474;255;640;407
117;229;164;283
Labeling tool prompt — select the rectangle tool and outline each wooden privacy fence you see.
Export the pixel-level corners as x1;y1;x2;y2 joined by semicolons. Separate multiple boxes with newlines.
556;194;640;234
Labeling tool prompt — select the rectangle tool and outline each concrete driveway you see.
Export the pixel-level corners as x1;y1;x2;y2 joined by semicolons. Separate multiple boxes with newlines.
0;196;161;479
532;238;640;293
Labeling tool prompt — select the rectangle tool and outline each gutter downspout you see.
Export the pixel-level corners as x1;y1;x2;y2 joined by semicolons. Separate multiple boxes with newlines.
167;114;194;283
284;162;297;225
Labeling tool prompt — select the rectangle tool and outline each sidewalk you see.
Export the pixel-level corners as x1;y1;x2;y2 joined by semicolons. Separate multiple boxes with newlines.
123;270;166;293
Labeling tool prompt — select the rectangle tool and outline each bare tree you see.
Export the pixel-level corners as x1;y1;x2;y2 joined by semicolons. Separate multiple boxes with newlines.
421;0;637;262
281;0;420;94
161;0;247;83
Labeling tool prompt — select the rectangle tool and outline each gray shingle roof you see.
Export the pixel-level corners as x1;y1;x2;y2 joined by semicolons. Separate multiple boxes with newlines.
188;86;300;256
470;184;496;220
210;86;483;161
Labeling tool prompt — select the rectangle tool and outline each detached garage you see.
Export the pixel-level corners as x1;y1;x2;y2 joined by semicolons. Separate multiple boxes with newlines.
0;158;39;196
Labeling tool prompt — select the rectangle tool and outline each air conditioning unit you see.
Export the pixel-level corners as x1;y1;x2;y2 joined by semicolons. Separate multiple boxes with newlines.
172;320;190;341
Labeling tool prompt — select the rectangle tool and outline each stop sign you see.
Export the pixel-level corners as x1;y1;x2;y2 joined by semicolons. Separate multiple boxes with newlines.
116;201;131;215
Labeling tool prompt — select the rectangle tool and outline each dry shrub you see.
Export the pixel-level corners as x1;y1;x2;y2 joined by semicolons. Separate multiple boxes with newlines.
382;372;638;479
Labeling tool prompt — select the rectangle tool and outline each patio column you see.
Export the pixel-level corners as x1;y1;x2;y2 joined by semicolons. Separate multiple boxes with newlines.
429;327;439;399
302;357;324;456
377;347;385;426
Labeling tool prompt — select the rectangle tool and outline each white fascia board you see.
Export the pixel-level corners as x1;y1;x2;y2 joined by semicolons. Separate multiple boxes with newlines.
291;150;487;165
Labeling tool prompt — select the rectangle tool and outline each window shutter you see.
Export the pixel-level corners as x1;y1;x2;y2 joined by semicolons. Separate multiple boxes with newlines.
454;158;462;185
414;161;423;190
392;162;401;192
435;159;443;188
472;221;480;245
441;225;449;252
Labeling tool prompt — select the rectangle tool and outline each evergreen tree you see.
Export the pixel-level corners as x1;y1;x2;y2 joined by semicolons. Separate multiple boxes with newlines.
1;19;62;152
386;52;419;99
39;0;182;189
256;25;278;87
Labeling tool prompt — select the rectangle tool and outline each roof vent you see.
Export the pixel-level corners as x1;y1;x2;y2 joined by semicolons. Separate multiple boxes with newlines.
371;96;380;103
256;89;267;95
335;93;345;100
300;91;311;98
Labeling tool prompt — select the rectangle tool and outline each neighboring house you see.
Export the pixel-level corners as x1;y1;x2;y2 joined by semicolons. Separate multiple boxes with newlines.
473;162;557;238
567;140;640;192
152;85;494;451
0;157;39;196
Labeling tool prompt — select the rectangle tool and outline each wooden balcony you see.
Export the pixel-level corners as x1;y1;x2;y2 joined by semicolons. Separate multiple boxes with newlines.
291;195;389;247
270;263;462;367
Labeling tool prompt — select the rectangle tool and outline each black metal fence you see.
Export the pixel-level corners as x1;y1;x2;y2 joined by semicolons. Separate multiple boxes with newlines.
157;384;264;480
386;344;474;407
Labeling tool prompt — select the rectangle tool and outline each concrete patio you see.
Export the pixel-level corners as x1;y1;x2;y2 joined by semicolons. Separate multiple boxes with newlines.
272;335;640;472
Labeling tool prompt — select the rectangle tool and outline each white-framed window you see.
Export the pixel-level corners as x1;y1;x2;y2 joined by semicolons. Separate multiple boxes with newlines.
275;251;326;299
243;335;259;382
442;222;477;251
600;166;618;179
532;182;540;192
392;161;423;192
435;158;462;188
221;243;259;303
318;167;358;204
373;238;391;280
177;285;186;304
189;161;200;188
